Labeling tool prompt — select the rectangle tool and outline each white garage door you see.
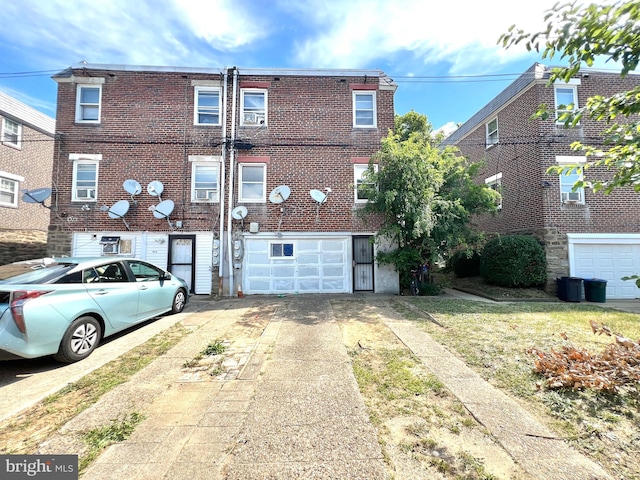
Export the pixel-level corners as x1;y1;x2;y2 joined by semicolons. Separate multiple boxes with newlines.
243;236;350;294
570;237;640;299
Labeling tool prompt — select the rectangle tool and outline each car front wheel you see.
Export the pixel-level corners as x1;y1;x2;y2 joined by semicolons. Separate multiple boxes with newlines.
53;316;102;363
171;289;187;314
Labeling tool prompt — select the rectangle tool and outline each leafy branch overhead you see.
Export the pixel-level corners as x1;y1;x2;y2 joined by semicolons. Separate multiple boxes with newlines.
499;0;640;194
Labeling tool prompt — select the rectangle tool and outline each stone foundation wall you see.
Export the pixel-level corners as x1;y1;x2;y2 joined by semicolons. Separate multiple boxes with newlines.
46;225;73;258
0;229;49;266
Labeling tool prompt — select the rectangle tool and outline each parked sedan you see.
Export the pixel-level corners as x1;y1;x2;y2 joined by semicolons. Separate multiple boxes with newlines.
0;257;189;363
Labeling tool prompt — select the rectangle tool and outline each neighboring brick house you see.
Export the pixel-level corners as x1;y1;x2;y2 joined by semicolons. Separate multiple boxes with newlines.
441;62;640;299
48;63;398;296
0;91;56;265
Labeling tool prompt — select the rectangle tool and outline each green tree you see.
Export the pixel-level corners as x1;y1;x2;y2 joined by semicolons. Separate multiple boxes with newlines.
360;112;499;287
499;0;640;194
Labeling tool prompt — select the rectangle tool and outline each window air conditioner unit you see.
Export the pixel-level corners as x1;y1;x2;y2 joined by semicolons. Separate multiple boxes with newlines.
562;192;581;203
77;188;96;199
196;190;216;200
100;236;120;255
243;113;264;125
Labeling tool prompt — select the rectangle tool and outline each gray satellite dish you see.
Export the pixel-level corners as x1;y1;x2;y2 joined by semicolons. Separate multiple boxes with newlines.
269;185;291;204
123;179;142;195
310;189;327;203
153;199;174;219
231;206;248;220
22;188;52;208
147;181;164;197
107;200;131;230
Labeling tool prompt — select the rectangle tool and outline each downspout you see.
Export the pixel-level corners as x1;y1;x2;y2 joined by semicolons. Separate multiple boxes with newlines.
218;68;228;296
227;67;239;296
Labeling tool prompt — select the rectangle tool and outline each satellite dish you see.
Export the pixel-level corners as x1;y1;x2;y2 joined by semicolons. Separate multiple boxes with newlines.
310;189;327;203
22;188;52;208
232;206;248;220
269;185;291;204
153;199;174;219
123;179;142;196
147;181;164;197
107;200;130;219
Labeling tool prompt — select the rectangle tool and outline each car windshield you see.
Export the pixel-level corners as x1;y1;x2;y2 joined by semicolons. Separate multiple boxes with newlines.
0;258;78;284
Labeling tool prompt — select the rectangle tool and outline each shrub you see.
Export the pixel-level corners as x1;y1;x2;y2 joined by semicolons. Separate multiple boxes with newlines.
449;249;481;278
480;235;546;287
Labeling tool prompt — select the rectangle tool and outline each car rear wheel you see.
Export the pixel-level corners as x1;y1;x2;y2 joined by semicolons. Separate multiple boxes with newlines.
172;289;187;314
53;316;102;363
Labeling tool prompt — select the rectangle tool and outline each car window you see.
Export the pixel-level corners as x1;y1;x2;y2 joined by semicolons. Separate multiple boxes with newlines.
55;270;84;284
94;263;127;283
0;259;77;284
126;260;163;281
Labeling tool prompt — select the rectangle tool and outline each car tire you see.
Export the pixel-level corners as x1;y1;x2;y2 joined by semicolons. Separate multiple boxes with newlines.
53;316;102;363
171;289;187;314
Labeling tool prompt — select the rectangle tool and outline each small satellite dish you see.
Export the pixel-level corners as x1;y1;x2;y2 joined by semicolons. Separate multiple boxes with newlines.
153;199;174;219
310;189;327;203
107;200;130;219
147;181;164;197
232;206;248;220
22;187;52;207
123;179;142;196
269;185;291;204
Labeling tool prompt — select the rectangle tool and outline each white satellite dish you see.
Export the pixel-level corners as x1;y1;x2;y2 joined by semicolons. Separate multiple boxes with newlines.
123;179;142;195
22;188;52;208
269;185;291;204
107;200;131;230
231;206;248;220
147;181;164;197
153;199;174;219
310;189;327;203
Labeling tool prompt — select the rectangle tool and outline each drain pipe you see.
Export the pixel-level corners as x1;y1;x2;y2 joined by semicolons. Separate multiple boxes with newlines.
227;67;239;297
217;68;228;296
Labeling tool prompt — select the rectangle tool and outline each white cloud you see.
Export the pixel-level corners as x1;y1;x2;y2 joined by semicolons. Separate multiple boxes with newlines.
435;121;459;138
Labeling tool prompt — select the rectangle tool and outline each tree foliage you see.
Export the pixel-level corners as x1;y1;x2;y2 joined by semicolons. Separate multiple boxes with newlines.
499;0;640;194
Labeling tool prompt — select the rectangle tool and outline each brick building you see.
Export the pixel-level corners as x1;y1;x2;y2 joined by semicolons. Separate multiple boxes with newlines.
48;63;398;296
441;63;640;299
0;91;56;264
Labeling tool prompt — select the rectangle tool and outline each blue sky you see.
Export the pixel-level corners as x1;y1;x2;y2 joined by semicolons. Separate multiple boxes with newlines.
0;0;615;135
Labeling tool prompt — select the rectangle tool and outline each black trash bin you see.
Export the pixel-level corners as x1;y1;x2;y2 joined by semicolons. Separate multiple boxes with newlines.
557;276;583;302
584;278;607;303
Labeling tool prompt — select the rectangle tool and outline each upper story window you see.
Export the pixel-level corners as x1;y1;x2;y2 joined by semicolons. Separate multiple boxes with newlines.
485;172;503;210
75;84;102;123
557;156;585;204
241;89;267;126
2;118;21;148
486;117;498;148
0;172;23;208
238;163;266;202
354;164;377;203
194;87;221;125
70;154;101;202
554;83;579;124
353;91;377;128
189;155;220;202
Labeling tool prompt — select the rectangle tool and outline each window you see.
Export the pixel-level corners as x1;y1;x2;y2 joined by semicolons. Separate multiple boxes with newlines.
354;164;377;203
353;91;376;127
75;84;102;123
190;156;220;202
270;242;294;258
239;163;266;202
0;174;20;207
485;172;502;210
241;89;267;126
557;156;585;204
194;87;221;125
2;118;21;148
554;85;578;124
70;154;101;202
486;118;498;147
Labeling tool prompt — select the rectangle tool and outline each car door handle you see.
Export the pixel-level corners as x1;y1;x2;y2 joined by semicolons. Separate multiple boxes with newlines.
95;290;109;295
139;285;149;290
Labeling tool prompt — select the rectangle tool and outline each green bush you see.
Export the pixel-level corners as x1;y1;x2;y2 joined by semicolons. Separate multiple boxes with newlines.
450;249;481;278
480;236;547;287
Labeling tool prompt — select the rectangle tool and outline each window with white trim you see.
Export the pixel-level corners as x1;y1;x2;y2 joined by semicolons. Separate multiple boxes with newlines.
557;156;586;204
190;156;220;202
0;173;21;207
70;154;101;202
269;242;294;258
354;164;377;202
353;91;376;127
194;86;221;125
75;84;102;123
485;172;502;210
486;117;498;147
554;84;578;124
241;89;267;126
2;118;21;148
239;163;266;202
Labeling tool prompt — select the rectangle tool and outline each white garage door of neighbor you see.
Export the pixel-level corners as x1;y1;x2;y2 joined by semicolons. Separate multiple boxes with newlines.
572;243;640;299
243;237;350;294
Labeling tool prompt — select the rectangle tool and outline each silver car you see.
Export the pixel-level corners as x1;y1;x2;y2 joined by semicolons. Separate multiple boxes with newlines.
0;257;189;363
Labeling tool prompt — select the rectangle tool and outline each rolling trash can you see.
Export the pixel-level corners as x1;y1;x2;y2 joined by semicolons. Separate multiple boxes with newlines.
583;278;607;303
556;276;583;302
